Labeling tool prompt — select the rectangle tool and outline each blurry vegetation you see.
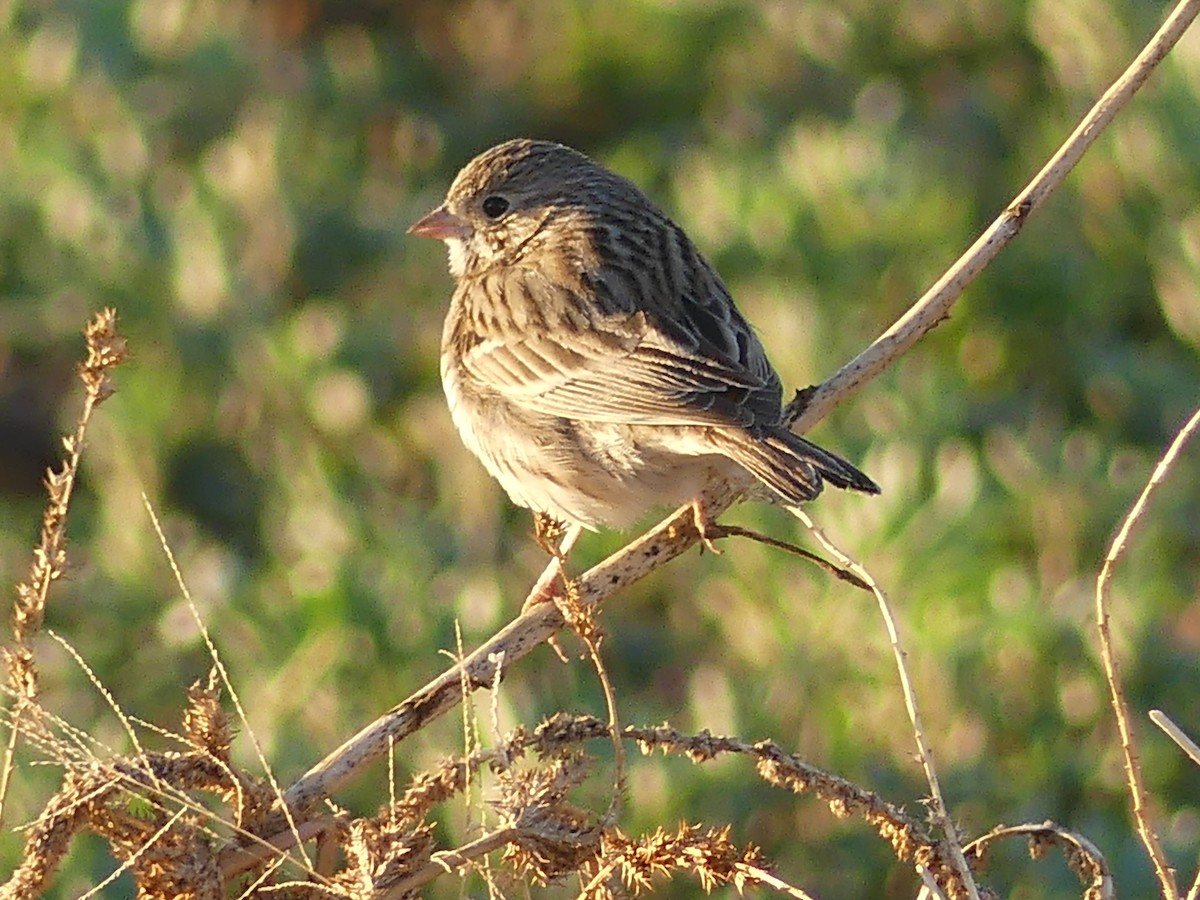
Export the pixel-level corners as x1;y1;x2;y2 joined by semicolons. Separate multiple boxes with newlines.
1;0;1199;896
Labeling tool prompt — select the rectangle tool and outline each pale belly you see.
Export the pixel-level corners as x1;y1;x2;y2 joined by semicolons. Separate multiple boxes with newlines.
443;364;727;529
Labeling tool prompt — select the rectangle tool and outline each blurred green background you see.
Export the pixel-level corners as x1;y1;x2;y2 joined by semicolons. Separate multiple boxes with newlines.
2;0;1200;895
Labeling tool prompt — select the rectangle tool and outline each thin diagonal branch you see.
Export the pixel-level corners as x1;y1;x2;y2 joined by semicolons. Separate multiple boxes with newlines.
216;0;1200;865
790;0;1200;430
1095;405;1200;900
791;509;979;900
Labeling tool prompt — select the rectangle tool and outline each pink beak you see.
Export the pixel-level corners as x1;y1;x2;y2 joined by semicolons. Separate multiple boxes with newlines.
408;205;472;242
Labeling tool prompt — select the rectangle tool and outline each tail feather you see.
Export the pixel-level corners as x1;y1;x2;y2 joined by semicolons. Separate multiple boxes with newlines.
712;427;879;506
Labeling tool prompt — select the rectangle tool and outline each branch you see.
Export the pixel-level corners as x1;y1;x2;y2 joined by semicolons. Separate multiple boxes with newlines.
964;821;1113;899
219;479;744;861
218;0;1200;866
1095;405;1200;900
790;0;1200;430
1151;709;1200;769
791;510;978;900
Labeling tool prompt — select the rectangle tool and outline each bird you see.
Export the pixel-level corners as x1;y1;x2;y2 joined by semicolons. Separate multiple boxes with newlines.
409;138;878;550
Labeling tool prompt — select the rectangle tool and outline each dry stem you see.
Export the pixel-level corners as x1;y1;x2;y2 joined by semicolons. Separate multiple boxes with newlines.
1095;405;1200;900
1151;710;1200;769
789;0;1200;432
964;822;1113;899
218;0;1200;863
7;0;1200;894
0;309;127;836
791;509;979;900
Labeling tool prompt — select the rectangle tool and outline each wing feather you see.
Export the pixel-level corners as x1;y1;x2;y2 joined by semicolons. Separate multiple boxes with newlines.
456;214;786;429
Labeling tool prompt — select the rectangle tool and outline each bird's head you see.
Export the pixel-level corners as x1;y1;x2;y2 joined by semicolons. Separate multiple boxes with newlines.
409;139;634;279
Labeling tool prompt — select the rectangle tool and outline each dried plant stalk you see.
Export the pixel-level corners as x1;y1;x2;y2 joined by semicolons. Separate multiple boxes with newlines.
1;309;128;834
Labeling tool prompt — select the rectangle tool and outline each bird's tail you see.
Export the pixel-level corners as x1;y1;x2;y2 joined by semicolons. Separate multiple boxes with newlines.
711;427;880;506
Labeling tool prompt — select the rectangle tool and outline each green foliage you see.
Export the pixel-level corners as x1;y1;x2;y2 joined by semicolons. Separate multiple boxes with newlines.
2;0;1199;895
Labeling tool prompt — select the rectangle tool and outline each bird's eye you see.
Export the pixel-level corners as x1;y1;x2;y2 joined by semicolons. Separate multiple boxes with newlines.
481;195;510;219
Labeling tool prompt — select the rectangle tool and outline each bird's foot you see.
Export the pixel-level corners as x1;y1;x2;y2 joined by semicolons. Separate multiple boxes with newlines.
783;385;817;424
690;498;723;555
533;512;569;558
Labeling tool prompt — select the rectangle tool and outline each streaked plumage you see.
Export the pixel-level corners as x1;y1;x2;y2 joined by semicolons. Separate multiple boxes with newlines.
411;139;878;532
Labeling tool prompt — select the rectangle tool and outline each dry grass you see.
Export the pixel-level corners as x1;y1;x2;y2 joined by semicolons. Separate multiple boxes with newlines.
3;3;1200;896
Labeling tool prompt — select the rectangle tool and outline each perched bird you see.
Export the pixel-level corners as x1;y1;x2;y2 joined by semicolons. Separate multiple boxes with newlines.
410;139;878;545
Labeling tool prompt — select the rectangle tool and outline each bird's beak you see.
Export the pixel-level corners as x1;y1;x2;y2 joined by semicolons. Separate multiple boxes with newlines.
408;205;472;242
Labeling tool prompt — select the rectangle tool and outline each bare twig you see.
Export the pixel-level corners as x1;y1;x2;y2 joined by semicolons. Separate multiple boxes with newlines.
916;870;950;900
568;620;626;824
790;509;979;900
142;496;315;873
705;523;870;589
234;478;742;847
964;821;1113;899
1151;710;1200;769
381;827;520;898
742;866;821;900
1096;405;1200;900
44;631;168;806
214;0;1200;874
789;0;1200;431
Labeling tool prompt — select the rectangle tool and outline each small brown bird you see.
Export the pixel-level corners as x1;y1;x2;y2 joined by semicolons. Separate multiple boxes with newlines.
410;139;878;541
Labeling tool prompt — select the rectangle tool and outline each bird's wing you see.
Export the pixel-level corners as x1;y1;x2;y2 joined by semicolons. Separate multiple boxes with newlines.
458;258;784;429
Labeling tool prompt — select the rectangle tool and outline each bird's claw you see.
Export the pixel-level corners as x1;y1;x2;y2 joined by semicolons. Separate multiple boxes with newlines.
533;512;569;558
691;500;723;555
